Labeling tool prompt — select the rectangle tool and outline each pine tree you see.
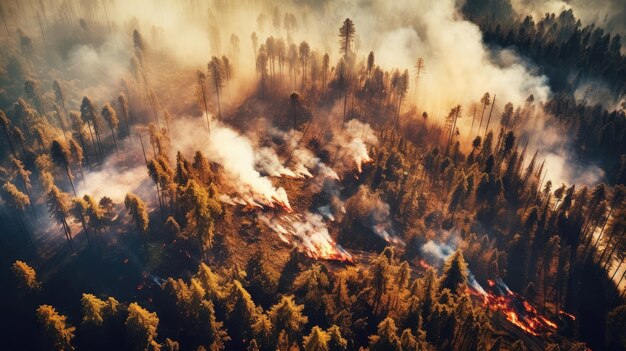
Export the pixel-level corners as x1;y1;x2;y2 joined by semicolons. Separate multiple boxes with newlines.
125;302;160;351
209;56;224;121
124;193;149;240
369;317;401;351
46;185;74;250
439;250;468;294
2;181;31;239
182;180;222;259
268;295;308;345
338;18;355;62
117;93;132;141
303;326;330;351
81;293;109;326
0;109;17;157
326;325;347;351
101;103;120;153
36;305;75;351
227;280;261;347
12;260;40;291
80;97;104;160
51;139;77;196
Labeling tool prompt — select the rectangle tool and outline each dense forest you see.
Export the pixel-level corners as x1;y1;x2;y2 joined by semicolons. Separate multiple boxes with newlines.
0;0;625;350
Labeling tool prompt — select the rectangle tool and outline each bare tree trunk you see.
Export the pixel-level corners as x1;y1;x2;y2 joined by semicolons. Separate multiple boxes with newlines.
65;165;77;196
484;94;496;136
108;123;119;154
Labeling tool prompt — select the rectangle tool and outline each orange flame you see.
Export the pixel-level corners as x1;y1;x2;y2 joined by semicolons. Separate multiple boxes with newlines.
418;259;432;270
470;278;558;337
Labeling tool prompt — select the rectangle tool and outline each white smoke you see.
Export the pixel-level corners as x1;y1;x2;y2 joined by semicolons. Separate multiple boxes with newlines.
330;119;378;173
307;0;550;110
170;116;291;208
260;212;353;261
75;138;152;203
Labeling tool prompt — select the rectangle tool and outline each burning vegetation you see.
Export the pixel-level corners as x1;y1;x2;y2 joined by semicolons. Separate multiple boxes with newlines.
0;0;625;351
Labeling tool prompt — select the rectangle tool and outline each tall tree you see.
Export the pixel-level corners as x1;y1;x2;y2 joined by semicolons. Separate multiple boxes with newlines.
338;18;356;62
290;92;300;132
182;180;222;260
125;302;160;351
303;326;330;351
117;93;132;141
369;317;401;351
51;139;77;196
2;180;32;237
53;80;69;119
80;97;104;160
1;109;17;157
268;295;308;345
196;71;211;132
46;185;71;243
36;305;75;351
12;260;40;291
209;56;224;121
477;92;490;135
439;250;468;294
101;103;119;154
124;193;149;242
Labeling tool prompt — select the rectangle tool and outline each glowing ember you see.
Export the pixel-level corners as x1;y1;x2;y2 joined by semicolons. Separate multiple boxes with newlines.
469;277;558;336
418;259;432;270
260;213;354;263
356;155;372;173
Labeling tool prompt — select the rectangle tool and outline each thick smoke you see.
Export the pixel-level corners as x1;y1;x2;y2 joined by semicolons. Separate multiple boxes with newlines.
516;109;606;187
344;186;403;244
330;120;378;174
260;212;353;261
170;116;290;208
306;0;550;109
510;0;626;41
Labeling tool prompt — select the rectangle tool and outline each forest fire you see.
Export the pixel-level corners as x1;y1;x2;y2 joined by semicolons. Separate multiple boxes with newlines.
418;259;432;270
2;0;623;348
260;213;354;263
469;278;557;336
356;155;372;173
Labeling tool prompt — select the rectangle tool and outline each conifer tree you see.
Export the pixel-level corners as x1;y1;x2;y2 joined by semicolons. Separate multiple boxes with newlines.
303;326;330;351
369;317;401;351
125;302;160;351
101;103;120;153
12;260;40;291
439;250;468;294
268;295;308;345
36;305;75;351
